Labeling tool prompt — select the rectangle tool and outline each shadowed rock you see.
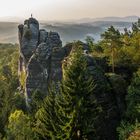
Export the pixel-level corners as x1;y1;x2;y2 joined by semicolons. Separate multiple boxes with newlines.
18;17;122;140
18;17;62;97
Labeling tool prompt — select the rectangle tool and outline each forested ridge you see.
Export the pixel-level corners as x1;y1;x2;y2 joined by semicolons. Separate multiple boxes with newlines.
0;19;140;140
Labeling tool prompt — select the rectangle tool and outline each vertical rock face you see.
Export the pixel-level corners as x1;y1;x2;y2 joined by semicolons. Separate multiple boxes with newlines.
19;18;39;62
18;17;123;139
18;17;63;97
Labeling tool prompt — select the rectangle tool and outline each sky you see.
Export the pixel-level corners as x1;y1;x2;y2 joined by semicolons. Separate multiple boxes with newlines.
0;0;140;21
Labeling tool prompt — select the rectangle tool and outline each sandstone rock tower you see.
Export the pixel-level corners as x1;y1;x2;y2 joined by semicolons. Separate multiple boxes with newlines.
18;17;63;97
18;17;123;139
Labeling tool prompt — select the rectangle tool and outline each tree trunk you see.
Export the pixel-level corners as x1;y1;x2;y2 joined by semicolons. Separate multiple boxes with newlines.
111;47;115;73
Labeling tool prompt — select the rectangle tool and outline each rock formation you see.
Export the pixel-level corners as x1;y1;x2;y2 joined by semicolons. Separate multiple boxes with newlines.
18;17;63;97
18;17;89;97
18;17;125;139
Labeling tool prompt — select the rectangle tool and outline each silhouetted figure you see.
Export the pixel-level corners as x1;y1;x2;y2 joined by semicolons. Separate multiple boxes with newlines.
31;14;33;18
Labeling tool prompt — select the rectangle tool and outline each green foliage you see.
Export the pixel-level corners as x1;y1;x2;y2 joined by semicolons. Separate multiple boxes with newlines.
85;36;95;52
12;92;27;112
117;69;140;140
127;129;140;140
85;36;103;53
117;121;140;140
6;110;38;140
101;25;122;72
0;44;27;137
107;73;127;115
132;18;140;33
59;47;101;139
115;33;140;68
30;90;46;115
125;70;140;121
101;26;121;43
107;73;127;93
35;87;57;139
35;46;101;140
19;71;26;89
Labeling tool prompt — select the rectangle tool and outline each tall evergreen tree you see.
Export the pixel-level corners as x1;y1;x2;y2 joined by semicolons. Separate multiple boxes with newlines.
35;45;101;140
35;86;58;140
132;18;140;33
6;110;37;140
101;26;122;73
125;70;140;122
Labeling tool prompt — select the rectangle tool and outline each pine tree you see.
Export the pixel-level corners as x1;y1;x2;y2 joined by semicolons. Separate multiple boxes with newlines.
35;86;59;140
6;110;37;140
126;70;140;122
57;46;101;139
101;26;122;73
35;45;101;140
132;18;140;33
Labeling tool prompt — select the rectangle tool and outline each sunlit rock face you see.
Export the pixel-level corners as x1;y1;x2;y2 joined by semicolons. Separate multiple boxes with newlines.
18;17;62;97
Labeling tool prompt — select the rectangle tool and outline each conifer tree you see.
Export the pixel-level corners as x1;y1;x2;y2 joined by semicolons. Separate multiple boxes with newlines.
101;26;122;73
35;86;59;140
6;110;37;140
126;70;140;122
35;45;101;140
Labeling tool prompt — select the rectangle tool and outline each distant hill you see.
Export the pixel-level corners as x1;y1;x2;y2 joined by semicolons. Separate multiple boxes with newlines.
0;22;18;43
0;16;24;23
68;16;139;23
41;23;103;44
0;16;138;45
41;21;132;44
96;16;139;22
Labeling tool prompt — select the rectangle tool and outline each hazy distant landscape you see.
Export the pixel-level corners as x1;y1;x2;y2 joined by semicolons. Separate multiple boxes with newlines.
0;16;138;45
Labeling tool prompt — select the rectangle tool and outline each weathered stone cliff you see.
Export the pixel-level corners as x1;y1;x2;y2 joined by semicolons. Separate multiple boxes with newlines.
18;17;89;97
18;17;125;139
18;17;63;97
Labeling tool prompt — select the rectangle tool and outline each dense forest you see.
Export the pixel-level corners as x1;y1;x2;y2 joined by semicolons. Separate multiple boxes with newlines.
0;19;140;140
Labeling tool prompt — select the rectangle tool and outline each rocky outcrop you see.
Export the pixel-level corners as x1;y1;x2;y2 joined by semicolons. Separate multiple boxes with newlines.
18;17;63;97
62;49;120;140
18;17;124;139
18;18;89;97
